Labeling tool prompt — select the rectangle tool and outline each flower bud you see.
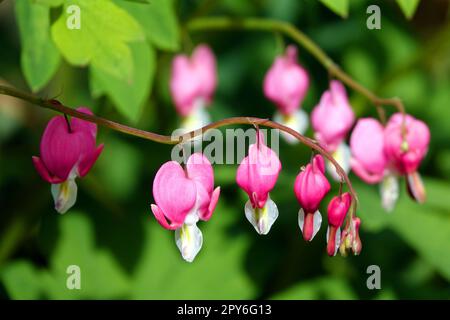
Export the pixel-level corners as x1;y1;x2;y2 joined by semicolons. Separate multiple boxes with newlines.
294;155;331;241
326;193;351;256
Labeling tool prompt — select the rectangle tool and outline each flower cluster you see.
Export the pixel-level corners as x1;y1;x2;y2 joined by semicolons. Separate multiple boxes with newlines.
32;43;430;263
350;113;430;211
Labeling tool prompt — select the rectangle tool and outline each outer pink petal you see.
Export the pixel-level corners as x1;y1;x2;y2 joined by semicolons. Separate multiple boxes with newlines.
192;44;217;101
151;204;182;230
201;186;220;221
78;144;104;177
72;107;97;139
350;118;387;180
170;55;198;116
32;156;65;184
152;161;197;227
236;133;281;208
186;153;214;193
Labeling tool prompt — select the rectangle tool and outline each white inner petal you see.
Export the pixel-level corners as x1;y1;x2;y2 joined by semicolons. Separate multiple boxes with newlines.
51;177;78;214
380;174;399;212
298;209;322;241
175;223;203;263
326;226;341;257
180;103;211;133
326;142;351;181
244;197;279;235
273;110;309;144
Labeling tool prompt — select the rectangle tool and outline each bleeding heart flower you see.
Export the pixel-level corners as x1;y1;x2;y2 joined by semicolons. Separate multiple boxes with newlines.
311;80;355;180
32;108;104;214
170;44;217;132
236;131;282;235
339;216;362;256
294;154;331;241
350;118;387;184
384;113;430;203
326;192;351;256
151;153;220;262
264;45;310;141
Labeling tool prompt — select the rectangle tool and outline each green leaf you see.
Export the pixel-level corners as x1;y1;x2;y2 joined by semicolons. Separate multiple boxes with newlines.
1;261;43;299
15;0;60;92
51;0;145;82
270;276;357;299
90;41;155;122
319;0;349;18
396;0;421;19
131;202;257;299
34;0;64;6
115;0;180;51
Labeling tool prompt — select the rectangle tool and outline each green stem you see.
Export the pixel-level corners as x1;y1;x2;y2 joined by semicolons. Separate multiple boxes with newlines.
187;16;406;115
0;84;358;212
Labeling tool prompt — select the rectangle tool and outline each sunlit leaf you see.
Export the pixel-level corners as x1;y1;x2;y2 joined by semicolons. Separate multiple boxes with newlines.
15;0;60;92
51;0;144;82
319;0;349;18
396;0;421;19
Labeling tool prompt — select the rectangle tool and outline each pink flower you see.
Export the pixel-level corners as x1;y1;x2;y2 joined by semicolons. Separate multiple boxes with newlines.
151;153;220;262
384;113;430;204
384;113;430;175
263;45;309;116
170;44;217;117
32;108;104;213
294;154;331;241
326;193;351;256
236;131;282;234
311;80;355;152
350;118;387;184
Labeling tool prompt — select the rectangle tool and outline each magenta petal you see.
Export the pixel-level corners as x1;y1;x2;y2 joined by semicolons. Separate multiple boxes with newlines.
350;158;384;184
32;156;64;184
186;153;214;194
201;186;220;221
72;107;97;139
236;133;281;208
78;144;104;177
151;204;181;230
152;161;197;228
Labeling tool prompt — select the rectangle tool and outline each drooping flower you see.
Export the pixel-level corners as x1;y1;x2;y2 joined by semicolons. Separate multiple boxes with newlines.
264;45;310;142
32;108;104;214
294;154;331;241
311;80;355;179
384;113;430;203
350;118;399;212
236;131;282;235
326;193;351;256
170;44;217;132
151;153;220;262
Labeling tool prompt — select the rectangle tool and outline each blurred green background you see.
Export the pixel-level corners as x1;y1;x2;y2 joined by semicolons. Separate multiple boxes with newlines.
0;0;449;299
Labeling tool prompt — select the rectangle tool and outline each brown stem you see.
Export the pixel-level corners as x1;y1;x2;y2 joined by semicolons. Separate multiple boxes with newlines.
0;84;358;212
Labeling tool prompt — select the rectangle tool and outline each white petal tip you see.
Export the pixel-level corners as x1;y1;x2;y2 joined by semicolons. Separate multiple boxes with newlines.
274;110;309;144
244;198;279;235
380;174;399;213
175;223;203;263
51;179;78;214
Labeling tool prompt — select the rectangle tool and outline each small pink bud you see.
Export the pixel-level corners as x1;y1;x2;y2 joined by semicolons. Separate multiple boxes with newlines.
339;216;362;256
384;113;430;175
32;108;104;213
294;155;331;241
170;44;217;117
236;131;282;235
326;192;352;256
351;217;362;255
350;118;387;184
263;45;309;115
311;80;355;152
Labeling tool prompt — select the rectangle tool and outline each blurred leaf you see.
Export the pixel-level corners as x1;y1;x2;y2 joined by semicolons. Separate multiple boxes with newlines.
271;276;356;299
51;0;144;82
343;48;378;90
95;136;142;200
116;0;180;51
356;178;450;281
35;0;64;6
1;261;42;299
396;0;420;19
318;0;349;18
131;202;257;299
90;41;155;122
15;0;60;92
